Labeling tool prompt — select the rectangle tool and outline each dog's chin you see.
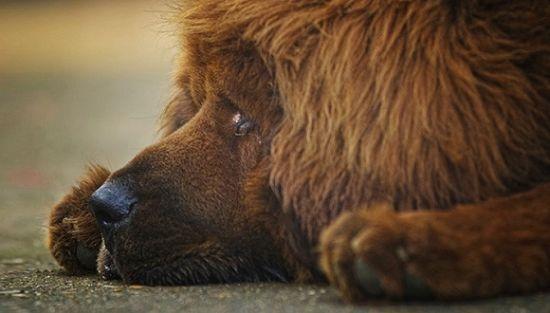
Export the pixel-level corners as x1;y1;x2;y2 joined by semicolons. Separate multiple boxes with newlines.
95;241;289;286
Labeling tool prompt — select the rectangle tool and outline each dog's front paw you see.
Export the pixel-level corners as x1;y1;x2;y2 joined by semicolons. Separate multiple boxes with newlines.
47;165;110;273
320;208;434;302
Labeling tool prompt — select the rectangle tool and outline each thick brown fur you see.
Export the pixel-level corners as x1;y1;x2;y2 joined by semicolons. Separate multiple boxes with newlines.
48;0;549;302
47;165;110;273
179;0;549;243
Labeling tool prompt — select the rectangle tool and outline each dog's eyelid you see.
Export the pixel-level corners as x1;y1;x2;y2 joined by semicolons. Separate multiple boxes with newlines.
218;93;238;109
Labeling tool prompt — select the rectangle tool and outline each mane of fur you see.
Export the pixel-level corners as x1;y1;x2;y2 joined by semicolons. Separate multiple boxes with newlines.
178;0;550;244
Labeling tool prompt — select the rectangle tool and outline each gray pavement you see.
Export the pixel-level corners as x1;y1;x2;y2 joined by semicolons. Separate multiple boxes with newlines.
1;263;549;313
1;2;549;312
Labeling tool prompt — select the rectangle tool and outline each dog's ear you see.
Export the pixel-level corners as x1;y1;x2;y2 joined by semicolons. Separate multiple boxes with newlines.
46;164;110;274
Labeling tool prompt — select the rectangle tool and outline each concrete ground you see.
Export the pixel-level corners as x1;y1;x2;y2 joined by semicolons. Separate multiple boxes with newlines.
1;2;549;312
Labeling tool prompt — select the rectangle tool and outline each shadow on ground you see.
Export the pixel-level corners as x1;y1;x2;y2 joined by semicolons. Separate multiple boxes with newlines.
1;1;549;312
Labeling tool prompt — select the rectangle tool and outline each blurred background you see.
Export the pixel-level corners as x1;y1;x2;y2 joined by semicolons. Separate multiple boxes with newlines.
0;1;176;263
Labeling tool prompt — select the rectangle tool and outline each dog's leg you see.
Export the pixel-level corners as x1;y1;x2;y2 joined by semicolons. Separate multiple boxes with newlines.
46;165;110;274
320;183;550;301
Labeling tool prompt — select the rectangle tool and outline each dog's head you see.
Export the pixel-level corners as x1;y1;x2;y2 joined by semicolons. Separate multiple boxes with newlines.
89;0;376;285
90;31;296;283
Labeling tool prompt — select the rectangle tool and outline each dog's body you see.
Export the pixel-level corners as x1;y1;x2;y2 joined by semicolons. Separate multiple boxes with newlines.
48;0;549;301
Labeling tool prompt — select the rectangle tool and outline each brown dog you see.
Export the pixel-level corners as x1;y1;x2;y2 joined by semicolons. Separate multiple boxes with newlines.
47;0;550;301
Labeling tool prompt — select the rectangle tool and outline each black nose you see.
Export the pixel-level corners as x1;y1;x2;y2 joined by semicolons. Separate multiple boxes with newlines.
90;180;136;229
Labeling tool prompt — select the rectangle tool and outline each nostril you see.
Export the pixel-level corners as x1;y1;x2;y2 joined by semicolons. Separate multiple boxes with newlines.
95;210;112;225
89;180;136;226
90;199;120;225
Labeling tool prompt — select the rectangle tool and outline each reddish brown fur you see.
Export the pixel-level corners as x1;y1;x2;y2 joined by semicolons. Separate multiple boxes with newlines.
321;183;550;300
47;165;110;273
180;0;549;242
48;0;549;302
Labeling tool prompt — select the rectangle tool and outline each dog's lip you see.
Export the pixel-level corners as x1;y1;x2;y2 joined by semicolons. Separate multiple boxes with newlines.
97;215;132;255
101;257;121;280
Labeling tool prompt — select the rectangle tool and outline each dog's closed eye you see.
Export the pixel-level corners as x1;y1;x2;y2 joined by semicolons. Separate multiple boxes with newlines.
233;112;255;137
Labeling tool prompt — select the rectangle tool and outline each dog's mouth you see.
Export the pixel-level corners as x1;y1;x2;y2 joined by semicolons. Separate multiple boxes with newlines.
97;243;121;280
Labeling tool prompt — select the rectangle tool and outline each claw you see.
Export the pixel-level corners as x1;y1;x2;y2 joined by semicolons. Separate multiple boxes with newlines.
403;272;433;300
354;258;433;299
